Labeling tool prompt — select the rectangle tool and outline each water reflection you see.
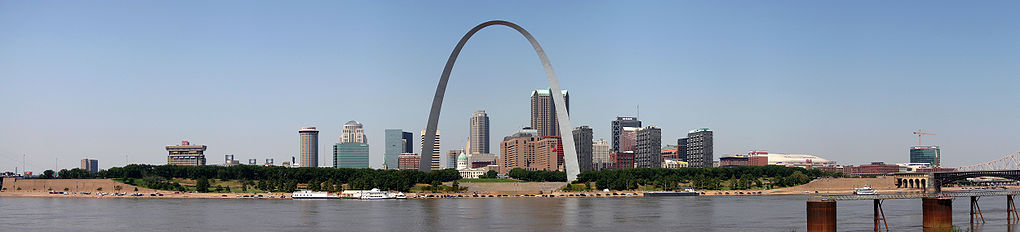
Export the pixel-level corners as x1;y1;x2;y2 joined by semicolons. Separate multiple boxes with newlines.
6;196;1020;231
296;200;320;228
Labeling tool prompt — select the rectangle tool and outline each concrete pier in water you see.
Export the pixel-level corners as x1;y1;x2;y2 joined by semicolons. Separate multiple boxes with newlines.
806;200;837;232
922;197;953;229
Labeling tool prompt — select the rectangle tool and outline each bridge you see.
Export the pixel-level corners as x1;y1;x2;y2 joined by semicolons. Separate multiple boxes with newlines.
882;151;1020;194
806;151;1020;231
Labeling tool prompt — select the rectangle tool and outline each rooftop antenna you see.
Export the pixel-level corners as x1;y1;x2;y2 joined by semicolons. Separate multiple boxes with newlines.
637;104;640;119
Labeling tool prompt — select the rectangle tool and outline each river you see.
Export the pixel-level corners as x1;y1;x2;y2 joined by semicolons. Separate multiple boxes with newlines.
2;195;1018;231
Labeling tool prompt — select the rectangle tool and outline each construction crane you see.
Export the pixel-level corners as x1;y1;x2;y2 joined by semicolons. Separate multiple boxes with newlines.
913;130;935;146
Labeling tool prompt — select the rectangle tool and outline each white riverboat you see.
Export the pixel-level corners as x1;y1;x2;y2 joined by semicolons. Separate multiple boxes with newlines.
340;188;407;199
853;186;877;195
292;190;340;199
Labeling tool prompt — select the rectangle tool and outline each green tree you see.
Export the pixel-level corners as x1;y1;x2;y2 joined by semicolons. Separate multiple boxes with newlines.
482;170;498;179
40;170;55;179
196;177;210;193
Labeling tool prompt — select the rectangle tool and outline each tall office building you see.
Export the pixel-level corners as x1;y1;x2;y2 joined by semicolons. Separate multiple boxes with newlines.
341;120;367;143
447;149;464;169
686;128;714;167
572;126;594;172
420;129;441;171
499;128;559;173
470;110;490;154
384;129;413;170
592;139;612;170
166;141;207;166
402;131;413;153
81;158;99;173
530;89;569;137
619;127;639;152
910;146;941;166
334;142;369;168
611;117;641;152
299;127;319;167
677;138;689;162
635;126;662;168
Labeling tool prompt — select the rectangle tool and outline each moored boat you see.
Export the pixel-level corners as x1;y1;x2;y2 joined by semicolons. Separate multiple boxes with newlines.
853;186;877;195
292;190;340;199
340;188;407;199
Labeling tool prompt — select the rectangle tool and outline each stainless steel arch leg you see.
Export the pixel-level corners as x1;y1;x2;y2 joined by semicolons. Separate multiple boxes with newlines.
420;20;579;181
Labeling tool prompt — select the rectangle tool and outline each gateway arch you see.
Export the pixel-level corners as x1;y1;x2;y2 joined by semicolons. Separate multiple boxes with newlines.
420;20;580;181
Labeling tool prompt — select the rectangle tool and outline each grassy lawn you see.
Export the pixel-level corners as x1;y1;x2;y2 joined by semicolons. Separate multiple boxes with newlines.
115;178;266;193
457;178;523;183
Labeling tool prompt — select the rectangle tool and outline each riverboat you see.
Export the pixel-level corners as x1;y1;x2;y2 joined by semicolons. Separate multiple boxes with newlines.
340;188;407;199
643;189;700;197
853;186;877;195
292;190;340;199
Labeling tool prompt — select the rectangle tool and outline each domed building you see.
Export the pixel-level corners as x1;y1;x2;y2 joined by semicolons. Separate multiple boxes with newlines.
456;152;469;170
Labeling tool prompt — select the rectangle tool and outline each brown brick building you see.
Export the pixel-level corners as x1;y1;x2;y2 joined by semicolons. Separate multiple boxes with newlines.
498;129;560;174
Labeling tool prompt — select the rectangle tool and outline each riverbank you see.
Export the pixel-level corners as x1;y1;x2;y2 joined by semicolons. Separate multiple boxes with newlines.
1;177;989;200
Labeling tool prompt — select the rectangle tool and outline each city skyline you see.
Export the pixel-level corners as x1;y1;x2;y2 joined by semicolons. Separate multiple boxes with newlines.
3;1;1020;172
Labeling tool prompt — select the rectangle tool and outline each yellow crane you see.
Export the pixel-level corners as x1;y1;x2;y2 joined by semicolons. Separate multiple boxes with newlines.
913;130;935;146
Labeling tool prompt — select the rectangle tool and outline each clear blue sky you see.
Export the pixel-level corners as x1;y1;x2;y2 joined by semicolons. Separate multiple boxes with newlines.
2;1;1018;171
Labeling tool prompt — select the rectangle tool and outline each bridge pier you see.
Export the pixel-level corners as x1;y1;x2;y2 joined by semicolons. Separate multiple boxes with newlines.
1009;195;1019;223
971;196;985;224
923;197;953;229
874;199;888;232
807;200;836;232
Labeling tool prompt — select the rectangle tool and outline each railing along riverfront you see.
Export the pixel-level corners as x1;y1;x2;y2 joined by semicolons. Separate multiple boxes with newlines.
818;190;1020;201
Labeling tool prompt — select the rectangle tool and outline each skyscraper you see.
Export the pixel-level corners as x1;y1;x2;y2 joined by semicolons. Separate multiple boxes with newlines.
81;158;98;173
447;149;464;169
384;129;411;170
611;117;641;152
635;126;662;168
421;129;441;171
592;139;612;170
299;127;319;167
402;131;413;153
910;146;941;166
619;127;639;152
341;120;367;143
531;89;569;137
470;110;490;154
572;126;593;172
334;142;369;168
686;128;714;167
499;128;559;173
166;141;206;166
677;138;689;162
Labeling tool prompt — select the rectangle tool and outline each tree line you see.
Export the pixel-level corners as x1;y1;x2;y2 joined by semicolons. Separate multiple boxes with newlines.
47;164;462;192
575;166;842;191
507;168;567;182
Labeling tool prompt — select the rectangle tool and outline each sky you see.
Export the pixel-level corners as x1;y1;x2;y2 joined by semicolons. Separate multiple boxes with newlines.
1;1;1019;172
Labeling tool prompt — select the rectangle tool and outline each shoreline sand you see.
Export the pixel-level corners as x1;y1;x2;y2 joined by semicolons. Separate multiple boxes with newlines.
2;177;999;200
